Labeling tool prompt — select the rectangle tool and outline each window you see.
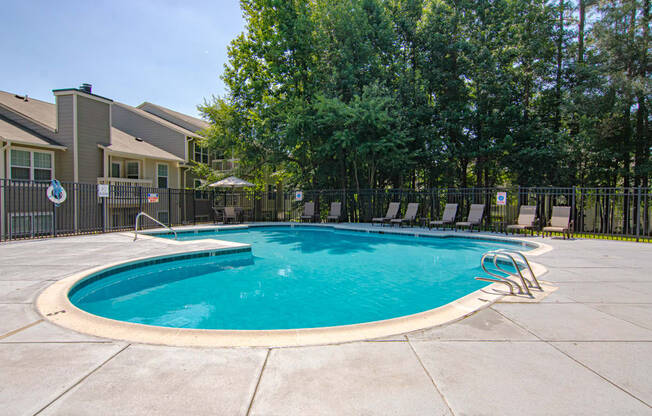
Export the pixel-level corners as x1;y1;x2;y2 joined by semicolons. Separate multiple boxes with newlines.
10;149;53;181
126;161;139;179
193;142;209;164
194;179;209;200
111;162;121;178
10;212;53;237
157;211;169;225
157;163;169;188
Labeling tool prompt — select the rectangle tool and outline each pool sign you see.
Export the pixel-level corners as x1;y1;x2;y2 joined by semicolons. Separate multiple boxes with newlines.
97;184;109;198
147;193;159;203
496;191;507;205
295;191;303;201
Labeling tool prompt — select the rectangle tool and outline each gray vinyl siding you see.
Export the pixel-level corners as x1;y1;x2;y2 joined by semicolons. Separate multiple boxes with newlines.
139;103;203;133
54;95;75;182
112;105;187;159
76;96;109;183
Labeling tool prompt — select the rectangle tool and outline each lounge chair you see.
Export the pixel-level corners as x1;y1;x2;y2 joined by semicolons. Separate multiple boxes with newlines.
326;202;342;222
505;205;537;236
224;206;238;224
430;203;458;229
390;203;419;227
542;206;573;239
372;202;400;226
456;204;485;231
300;202;316;222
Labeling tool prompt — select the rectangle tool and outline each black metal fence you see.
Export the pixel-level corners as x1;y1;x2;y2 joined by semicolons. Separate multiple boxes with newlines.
1;179;650;242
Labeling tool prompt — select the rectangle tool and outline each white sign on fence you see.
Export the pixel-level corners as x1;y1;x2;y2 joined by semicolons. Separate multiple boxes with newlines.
496;191;507;206
97;184;109;198
295;191;303;201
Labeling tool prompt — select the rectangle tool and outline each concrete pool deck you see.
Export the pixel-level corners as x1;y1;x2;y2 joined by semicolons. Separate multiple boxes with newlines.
1;224;651;415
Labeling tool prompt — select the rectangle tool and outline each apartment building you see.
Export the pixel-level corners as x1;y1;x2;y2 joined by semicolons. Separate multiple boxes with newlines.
0;84;222;236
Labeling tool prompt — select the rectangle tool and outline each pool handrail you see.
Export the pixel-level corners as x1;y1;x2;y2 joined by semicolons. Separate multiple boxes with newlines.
479;252;528;296
477;250;541;298
134;212;177;241
494;249;542;290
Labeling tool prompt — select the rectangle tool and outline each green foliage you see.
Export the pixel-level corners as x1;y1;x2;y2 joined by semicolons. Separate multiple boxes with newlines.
199;0;651;189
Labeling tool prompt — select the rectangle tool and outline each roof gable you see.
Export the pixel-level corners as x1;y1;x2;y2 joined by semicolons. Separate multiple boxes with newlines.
137;102;210;133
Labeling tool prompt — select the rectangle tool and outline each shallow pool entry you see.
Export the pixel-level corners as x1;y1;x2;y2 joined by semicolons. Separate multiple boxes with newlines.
70;226;527;330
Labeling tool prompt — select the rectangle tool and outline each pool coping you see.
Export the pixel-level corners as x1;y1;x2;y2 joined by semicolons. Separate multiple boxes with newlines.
36;223;553;347
129;222;553;256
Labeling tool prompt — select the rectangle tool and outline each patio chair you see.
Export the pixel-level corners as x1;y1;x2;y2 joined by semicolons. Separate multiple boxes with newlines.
390;203;419;227
456;204;485;231
430;203;458;229
505;205;537;236
372;202;400;226
224;206;238;224
542;206;573;239
326;202;342;222
300;202;316;222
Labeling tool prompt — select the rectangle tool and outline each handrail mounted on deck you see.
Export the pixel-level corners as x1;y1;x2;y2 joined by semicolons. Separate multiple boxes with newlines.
134;212;177;241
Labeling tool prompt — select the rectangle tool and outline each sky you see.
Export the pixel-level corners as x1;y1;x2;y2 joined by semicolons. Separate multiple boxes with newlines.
0;0;245;117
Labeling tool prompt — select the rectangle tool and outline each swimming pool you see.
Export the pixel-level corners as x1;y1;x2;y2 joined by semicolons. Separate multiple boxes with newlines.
68;226;529;330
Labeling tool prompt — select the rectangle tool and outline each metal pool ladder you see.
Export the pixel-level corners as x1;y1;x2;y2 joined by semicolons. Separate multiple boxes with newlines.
475;249;541;297
134;212;177;241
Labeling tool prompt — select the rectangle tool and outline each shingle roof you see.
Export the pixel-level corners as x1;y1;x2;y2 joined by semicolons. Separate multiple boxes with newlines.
138;101;210;132
104;127;184;162
113;102;202;138
0;91;57;131
0;116;65;149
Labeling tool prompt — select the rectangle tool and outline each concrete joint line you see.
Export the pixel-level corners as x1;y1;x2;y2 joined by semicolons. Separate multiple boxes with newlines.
407;338;456;416
582;303;652;332
0;320;43;340
32;343;131;416
246;348;271;416
489;307;652;408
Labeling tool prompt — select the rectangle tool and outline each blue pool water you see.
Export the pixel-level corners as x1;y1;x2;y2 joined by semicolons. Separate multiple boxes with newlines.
69;226;528;330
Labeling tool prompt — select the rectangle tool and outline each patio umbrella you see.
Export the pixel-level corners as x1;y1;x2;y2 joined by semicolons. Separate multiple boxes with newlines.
208;176;254;188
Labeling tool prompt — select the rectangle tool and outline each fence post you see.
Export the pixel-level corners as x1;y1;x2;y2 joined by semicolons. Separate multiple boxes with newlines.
168;188;172;226
52;202;57;238
636;186;641;242
138;186;143;213
571;186;576;234
102;195;106;233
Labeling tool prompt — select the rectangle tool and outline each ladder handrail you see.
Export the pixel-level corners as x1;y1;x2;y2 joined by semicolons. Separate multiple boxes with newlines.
478;249;541;298
495;249;542;290
490;252;532;297
475;276;516;295
480;253;527;295
134;212;177;241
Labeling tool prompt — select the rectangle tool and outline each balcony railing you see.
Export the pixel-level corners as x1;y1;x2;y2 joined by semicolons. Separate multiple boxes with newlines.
212;159;239;172
97;177;153;186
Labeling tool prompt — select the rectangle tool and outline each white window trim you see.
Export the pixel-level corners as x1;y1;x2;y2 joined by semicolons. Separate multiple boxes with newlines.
125;160;140;179
194;179;208;200
8;146;55;181
110;160;122;178
156;162;169;189
193;142;209;164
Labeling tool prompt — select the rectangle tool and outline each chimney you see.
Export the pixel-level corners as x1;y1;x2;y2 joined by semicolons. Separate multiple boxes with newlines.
24;94;28;102
79;83;92;94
